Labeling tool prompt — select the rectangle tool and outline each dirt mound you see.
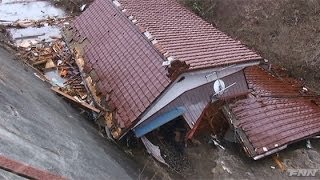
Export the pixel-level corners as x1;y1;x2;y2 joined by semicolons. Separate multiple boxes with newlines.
52;0;93;14
181;0;320;90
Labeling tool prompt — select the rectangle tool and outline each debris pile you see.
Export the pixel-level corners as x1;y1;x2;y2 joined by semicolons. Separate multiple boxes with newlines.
1;17;72;29
0;1;108;136
16;38;101;114
0;11;102;121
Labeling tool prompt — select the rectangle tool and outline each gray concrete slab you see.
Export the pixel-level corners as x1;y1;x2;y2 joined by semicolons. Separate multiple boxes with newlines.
0;169;27;180
0;48;140;179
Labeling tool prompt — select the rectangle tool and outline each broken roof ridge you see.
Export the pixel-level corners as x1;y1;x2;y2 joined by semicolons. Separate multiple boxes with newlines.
227;65;320;159
244;66;319;98
111;0;177;67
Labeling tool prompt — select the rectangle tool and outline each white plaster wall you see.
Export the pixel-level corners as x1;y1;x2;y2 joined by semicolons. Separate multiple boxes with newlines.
133;61;260;128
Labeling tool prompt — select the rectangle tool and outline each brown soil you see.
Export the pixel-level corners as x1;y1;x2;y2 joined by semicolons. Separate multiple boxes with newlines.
181;0;320;90
47;0;320;179
52;0;93;14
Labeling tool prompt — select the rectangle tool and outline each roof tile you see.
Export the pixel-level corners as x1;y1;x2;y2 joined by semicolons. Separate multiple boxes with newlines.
72;0;170;129
229;66;320;158
73;0;261;132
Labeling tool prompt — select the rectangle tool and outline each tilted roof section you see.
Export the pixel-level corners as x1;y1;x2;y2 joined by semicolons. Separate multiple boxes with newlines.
228;66;320;159
119;0;262;69
72;0;171;130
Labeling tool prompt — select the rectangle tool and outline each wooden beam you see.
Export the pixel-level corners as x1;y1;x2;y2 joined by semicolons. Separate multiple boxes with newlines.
0;155;65;180
51;87;100;113
32;59;48;66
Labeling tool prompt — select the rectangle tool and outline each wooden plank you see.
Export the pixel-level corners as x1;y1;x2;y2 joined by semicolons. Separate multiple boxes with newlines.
51;87;100;113
32;59;48;66
0;155;65;180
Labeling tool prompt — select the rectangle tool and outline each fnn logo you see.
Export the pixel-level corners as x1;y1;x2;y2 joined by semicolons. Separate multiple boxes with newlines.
287;169;319;177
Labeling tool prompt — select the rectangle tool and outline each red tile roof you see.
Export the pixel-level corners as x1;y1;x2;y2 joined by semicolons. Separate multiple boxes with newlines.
228;66;320;159
72;0;171;129
119;0;262;69
72;0;262;133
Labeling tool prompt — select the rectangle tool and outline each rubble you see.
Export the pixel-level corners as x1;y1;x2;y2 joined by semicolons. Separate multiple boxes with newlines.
306;140;313;149
51;86;100;113
141;136;169;167
210;134;225;150
272;155;286;172
2;17;73;29
0;6;103;124
15;38;102;115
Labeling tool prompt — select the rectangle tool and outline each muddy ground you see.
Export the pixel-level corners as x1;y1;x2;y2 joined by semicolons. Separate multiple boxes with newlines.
52;0;93;14
178;1;320;178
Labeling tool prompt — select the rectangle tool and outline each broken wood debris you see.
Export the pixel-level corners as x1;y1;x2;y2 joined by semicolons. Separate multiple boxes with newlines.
5;26;102;118
272;155;286;172
51;86;100;113
1;17;74;29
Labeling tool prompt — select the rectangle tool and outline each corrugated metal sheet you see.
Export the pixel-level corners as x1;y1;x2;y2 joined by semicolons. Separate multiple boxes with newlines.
228;66;320;159
145;70;248;128
141;136;168;166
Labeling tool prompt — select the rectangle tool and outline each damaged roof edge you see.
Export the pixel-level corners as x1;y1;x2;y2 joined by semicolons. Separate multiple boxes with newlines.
253;145;288;160
72;0;264;139
224;65;320;159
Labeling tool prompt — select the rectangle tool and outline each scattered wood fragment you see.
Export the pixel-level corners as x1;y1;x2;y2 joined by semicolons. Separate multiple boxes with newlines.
51;86;100;113
32;59;48;66
272;155;286;172
2;16;74;29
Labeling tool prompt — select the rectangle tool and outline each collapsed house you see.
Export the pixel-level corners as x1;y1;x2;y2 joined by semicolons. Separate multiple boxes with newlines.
223;66;320;160
67;0;320;161
69;0;261;139
189;64;320;159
